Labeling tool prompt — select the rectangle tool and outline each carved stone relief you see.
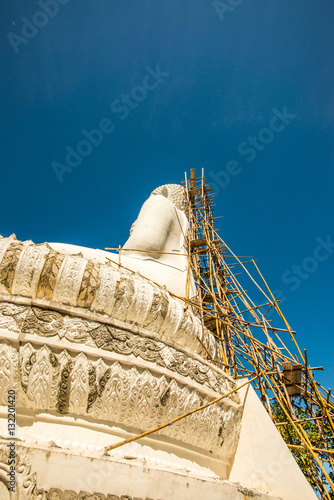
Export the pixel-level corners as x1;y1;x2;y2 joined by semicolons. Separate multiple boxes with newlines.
0;341;19;406
0;445;37;498
0;302;238;401
0;441;164;500
0;236;221;361
0;340;241;460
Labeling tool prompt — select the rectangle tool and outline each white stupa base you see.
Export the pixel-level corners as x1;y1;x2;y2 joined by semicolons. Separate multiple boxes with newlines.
0;438;279;500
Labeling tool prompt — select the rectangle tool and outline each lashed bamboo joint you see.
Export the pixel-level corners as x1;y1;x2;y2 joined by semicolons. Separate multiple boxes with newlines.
180;169;333;497
103;169;333;497
0;170;332;499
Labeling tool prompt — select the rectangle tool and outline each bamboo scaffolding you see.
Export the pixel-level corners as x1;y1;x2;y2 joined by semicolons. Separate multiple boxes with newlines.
105;169;334;497
179;169;334;497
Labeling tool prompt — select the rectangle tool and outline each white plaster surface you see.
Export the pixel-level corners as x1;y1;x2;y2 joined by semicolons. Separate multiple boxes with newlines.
229;384;317;500
0;413;219;478
50;191;196;297
1;440;280;500
49;241;193;298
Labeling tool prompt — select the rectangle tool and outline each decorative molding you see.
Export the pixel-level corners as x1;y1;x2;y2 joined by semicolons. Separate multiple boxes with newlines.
0;341;241;460
11;244;50;298
0;236;221;361
0;302;238;400
0;341;19;406
0;240;25;294
36;249;66;301
0;235;241;465
0;445;37;498
53;256;88;307
0;443;165;499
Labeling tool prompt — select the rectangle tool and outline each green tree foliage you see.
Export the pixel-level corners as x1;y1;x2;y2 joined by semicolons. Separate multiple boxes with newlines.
271;399;334;498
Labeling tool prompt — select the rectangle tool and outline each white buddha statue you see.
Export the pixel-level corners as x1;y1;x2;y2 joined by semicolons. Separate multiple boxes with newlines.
50;184;195;297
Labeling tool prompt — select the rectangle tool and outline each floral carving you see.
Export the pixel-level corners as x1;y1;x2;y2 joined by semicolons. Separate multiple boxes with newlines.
0;341;19;405
36;249;66;300
0;302;237;400
0;240;25;293
0;236;222;361
12;244;50;298
57;356;73;414
0;445;38;498
0;341;242;460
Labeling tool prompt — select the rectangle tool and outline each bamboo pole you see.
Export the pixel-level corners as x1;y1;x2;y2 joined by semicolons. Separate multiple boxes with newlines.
105;376;257;453
177;171;333;493
286;444;334;456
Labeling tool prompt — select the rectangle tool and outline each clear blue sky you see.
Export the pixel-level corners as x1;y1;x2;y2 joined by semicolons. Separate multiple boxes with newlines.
1;1;333;387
